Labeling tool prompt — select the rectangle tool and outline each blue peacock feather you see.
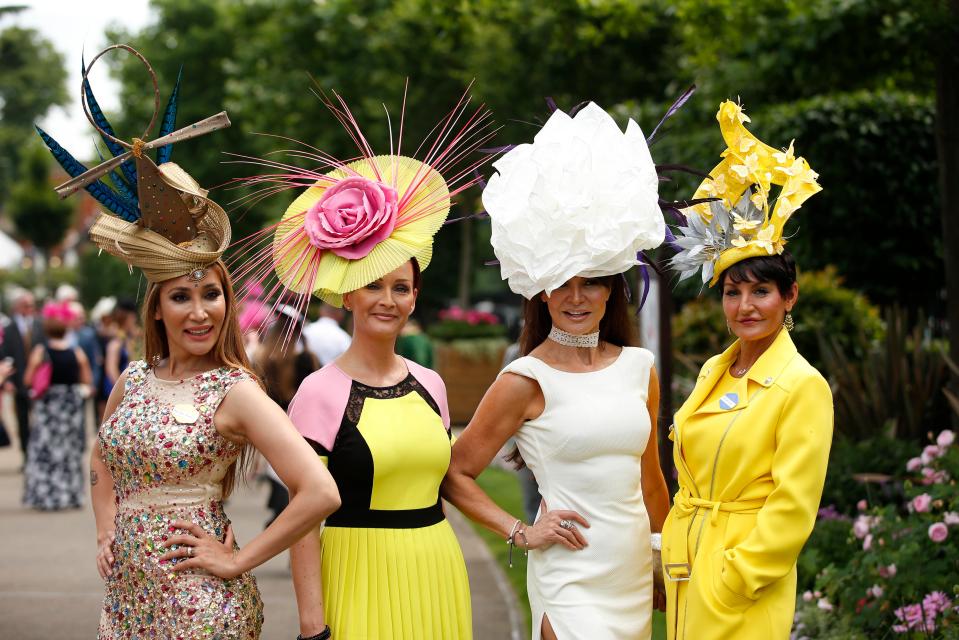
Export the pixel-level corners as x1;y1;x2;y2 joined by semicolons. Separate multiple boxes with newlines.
94;142;139;203
81;56;138;189
36;126;141;222
155;66;182;165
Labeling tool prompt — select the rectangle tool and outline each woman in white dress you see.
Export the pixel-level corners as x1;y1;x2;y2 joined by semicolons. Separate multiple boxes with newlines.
442;101;676;639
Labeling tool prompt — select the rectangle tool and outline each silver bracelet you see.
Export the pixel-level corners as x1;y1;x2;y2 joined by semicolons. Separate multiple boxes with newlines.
650;533;662;551
506;519;523;568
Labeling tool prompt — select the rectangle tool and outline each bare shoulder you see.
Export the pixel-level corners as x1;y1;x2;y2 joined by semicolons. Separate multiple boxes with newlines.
219;377;271;415
484;371;544;423
496;370;542;398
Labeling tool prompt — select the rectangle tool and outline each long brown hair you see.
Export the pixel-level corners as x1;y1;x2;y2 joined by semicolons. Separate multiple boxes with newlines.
519;274;637;355
507;274;636;468
142;260;259;498
253;319;319;410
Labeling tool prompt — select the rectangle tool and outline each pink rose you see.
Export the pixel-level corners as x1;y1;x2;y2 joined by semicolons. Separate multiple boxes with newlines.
912;493;933;513
929;522;948;543
802;590;814;602
944;512;959;526
868;584;884;599
853;515;872;539
304;176;398;259
862;533;873;551
879;563;897;578
906;457;922;472
817;598;833;612
857;499;868;511
921;468;949;485
937;430;955;448
921;444;943;465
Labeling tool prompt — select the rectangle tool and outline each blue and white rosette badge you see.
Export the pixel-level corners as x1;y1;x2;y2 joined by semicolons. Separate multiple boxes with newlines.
719;392;739;411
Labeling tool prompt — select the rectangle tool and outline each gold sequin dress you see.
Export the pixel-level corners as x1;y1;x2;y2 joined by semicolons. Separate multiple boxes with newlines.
97;361;263;639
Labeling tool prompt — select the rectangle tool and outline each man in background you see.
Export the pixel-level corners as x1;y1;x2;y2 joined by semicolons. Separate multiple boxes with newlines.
303;303;351;366
1;289;42;465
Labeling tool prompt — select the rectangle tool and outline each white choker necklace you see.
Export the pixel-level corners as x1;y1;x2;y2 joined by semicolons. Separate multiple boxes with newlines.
548;326;599;348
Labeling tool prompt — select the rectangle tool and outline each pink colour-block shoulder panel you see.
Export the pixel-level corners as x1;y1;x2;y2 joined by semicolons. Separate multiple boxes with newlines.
287;358;450;451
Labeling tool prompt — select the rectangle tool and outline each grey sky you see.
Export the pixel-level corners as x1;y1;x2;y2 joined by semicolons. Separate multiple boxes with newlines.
9;0;152;152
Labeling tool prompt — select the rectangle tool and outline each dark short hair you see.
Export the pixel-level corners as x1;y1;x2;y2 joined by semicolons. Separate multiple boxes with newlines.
718;251;797;296
410;257;422;292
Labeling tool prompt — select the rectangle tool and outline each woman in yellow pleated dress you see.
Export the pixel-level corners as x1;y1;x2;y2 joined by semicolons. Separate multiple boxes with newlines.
231;90;494;640
663;101;833;640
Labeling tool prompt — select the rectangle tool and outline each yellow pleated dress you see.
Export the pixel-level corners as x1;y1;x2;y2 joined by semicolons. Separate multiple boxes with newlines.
291;366;472;639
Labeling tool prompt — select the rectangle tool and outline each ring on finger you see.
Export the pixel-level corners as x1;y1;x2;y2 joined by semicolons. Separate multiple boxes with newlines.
186;546;194;557
559;519;574;530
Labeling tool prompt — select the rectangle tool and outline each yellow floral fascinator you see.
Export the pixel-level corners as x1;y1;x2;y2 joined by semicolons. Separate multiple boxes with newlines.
229;86;495;315
670;100;821;285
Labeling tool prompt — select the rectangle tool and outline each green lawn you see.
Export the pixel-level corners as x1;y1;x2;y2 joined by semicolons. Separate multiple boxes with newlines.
473;466;667;639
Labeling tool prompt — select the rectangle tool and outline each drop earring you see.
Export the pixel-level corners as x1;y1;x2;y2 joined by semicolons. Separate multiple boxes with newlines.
783;312;795;332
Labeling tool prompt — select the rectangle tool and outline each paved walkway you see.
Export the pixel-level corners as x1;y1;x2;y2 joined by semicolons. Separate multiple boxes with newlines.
0;401;524;639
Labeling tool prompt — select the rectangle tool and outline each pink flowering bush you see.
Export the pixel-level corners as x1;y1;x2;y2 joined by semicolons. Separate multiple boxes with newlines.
427;305;506;341
794;429;959;639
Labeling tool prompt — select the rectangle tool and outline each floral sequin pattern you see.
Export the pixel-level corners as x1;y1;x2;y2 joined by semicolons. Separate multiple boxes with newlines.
97;362;263;639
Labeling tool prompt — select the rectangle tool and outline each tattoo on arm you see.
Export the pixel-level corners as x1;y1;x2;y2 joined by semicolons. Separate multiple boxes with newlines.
90;470;99;486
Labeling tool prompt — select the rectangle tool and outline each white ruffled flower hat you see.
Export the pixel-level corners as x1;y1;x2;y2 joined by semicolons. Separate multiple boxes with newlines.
482;102;665;299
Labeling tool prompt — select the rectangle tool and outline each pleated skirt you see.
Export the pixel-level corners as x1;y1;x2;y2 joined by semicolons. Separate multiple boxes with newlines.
320;519;472;639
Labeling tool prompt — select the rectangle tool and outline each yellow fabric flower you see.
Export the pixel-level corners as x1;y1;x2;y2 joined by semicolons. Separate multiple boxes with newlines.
724;102;752;125
730;152;760;180
775;196;797;219
772;140;795;167
754;224;777;254
732;211;761;232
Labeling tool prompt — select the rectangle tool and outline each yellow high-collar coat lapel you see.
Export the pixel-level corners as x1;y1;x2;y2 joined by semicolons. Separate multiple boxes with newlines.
675;329;799;425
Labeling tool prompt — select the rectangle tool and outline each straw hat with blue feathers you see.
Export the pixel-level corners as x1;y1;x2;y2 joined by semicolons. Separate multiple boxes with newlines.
36;44;232;283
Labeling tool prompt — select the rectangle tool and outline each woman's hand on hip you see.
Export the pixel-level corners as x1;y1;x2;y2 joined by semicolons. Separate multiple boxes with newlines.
159;521;243;579
524;509;590;551
95;530;116;580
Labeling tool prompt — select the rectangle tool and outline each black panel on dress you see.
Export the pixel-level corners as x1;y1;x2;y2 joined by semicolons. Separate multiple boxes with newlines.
304;374;448;529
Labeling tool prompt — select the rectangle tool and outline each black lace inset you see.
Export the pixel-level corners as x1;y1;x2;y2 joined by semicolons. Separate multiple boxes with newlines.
343;374;441;425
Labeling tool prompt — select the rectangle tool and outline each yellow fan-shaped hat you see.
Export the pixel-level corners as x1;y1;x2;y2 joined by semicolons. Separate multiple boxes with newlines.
271;155;450;307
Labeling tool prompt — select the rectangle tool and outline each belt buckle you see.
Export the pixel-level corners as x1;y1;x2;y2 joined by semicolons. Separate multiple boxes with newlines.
664;562;691;582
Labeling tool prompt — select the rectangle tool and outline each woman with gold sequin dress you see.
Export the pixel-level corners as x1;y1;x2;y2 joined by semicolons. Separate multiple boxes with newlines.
39;45;340;639
230;88;494;640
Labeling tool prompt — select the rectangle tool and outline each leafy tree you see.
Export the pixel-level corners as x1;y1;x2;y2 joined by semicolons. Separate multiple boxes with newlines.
0;23;67;206
7;142;74;267
76;245;147;309
667;0;959;403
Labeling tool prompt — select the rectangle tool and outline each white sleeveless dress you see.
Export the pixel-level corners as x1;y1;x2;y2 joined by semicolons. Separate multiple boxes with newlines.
501;347;654;640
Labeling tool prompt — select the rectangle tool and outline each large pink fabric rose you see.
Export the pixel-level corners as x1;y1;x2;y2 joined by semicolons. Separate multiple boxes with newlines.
304;176;399;259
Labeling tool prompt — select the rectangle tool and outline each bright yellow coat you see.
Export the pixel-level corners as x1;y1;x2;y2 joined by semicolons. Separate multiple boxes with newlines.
662;329;833;640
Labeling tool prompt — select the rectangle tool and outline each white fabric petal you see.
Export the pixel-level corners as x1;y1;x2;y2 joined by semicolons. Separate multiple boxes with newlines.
483;102;664;299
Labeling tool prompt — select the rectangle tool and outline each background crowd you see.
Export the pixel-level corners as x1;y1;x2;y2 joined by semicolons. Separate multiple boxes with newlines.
1;1;958;638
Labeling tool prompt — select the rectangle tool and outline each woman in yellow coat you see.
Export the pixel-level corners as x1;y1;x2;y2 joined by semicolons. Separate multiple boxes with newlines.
662;100;833;640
